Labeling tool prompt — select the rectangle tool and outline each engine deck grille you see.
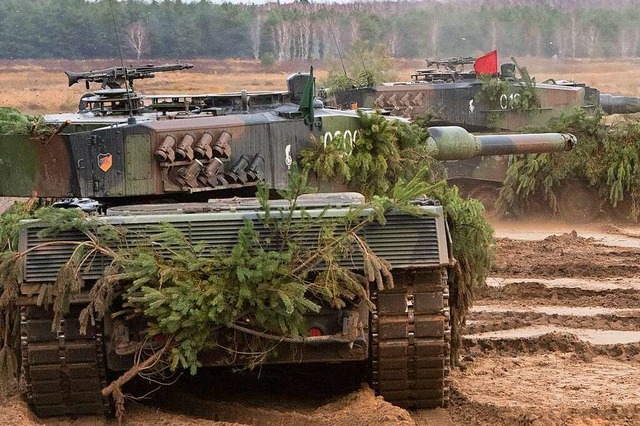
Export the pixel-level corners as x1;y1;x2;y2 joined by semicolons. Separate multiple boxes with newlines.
21;206;448;283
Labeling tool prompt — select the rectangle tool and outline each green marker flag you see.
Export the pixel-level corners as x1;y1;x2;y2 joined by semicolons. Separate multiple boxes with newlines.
298;66;315;126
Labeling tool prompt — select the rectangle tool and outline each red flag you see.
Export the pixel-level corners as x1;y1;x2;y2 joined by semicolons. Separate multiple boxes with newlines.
474;50;498;75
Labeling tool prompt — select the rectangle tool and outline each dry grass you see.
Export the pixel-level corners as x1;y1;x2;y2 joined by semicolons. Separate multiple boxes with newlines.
0;57;638;115
513;56;640;97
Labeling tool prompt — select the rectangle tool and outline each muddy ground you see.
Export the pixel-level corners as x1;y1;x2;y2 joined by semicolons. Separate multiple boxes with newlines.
3;218;640;425
456;220;640;426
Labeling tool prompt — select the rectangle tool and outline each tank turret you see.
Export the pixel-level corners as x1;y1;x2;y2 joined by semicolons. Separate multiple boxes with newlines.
0;117;574;204
330;54;601;132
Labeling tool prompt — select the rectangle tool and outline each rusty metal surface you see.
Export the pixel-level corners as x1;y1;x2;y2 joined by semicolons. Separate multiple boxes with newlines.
0;134;76;197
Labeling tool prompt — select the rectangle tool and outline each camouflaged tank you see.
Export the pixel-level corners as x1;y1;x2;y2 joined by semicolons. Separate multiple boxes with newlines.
6;66;576;417
331;60;602;132
331;57;640;222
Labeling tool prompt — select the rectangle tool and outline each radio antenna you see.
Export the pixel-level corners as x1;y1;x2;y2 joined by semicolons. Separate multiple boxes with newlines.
329;22;347;76
348;25;374;87
109;0;136;124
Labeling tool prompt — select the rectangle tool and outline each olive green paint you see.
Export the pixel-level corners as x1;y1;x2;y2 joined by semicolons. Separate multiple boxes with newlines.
0;135;38;196
125;133;153;195
317;115;361;136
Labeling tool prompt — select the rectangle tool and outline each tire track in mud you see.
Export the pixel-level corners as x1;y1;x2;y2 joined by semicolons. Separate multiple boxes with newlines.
452;226;640;425
492;232;640;279
482;283;640;308
466;309;640;334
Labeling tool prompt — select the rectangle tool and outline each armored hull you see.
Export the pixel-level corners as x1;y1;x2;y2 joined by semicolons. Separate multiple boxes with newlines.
332;62;609;221
19;194;452;414
334;80;597;132
5;68;575;417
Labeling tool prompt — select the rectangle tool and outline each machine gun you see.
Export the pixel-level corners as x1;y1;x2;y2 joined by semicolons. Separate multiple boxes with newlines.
425;57;476;71
65;63;194;90
411;57;477;83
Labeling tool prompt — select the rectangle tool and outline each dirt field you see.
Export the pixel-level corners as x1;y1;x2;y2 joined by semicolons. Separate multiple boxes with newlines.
454;220;640;426
2;58;640;424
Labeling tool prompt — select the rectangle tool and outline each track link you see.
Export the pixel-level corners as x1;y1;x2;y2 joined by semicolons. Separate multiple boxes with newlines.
371;268;450;409
21;305;110;417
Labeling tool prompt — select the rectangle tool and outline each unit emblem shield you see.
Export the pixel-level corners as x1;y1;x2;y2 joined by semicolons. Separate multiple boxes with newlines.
98;153;113;172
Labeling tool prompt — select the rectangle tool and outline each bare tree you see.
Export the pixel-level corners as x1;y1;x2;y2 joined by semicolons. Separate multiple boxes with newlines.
570;13;578;58
250;13;264;60
127;21;148;61
297;15;312;60
618;26;640;57
274;20;294;61
489;18;498;51
587;25;599;57
429;19;440;57
386;29;399;58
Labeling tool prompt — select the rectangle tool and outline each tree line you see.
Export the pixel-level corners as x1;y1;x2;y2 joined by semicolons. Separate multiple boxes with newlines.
1;0;638;61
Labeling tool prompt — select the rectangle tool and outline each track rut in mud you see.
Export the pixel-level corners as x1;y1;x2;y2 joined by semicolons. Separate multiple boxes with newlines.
452;223;640;426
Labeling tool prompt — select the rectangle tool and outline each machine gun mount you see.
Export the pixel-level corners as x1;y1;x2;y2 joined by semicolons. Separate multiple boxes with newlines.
65;63;194;90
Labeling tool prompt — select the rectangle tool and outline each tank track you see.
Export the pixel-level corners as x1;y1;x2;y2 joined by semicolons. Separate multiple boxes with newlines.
20;305;110;417
371;267;450;409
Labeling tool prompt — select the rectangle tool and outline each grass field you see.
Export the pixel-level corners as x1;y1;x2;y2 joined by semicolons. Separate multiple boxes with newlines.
1;57;639;114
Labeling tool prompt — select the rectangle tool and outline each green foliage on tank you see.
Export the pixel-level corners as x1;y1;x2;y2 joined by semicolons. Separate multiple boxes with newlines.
0;108;50;137
499;109;640;220
323;41;396;94
301;111;494;360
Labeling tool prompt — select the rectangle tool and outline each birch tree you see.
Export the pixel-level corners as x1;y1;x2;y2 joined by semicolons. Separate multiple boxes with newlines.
127;21;148;61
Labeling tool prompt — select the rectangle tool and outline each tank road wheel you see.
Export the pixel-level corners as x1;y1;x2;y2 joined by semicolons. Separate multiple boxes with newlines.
556;181;601;224
20;305;111;417
467;185;502;220
371;268;450;409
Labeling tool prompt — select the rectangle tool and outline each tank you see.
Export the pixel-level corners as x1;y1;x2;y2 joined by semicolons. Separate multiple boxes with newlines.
331;57;600;132
330;55;636;222
6;65;576;417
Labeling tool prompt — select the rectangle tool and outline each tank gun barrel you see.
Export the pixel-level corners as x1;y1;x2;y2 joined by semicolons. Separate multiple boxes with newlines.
426;126;576;161
599;94;640;115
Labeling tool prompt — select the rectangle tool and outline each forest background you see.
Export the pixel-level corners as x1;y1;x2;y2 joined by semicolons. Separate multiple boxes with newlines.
2;0;640;61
